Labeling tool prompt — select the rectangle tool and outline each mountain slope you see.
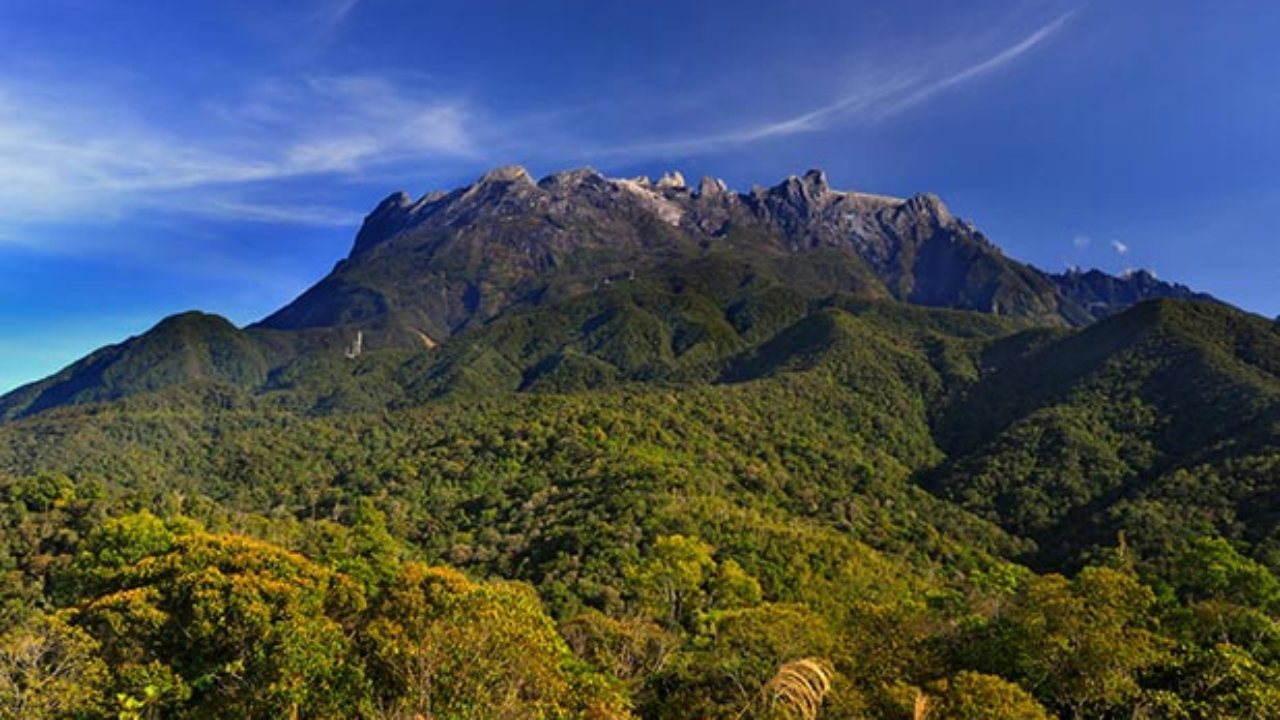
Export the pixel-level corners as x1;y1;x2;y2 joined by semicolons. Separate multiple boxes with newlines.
928;299;1280;567
0;165;1258;574
0;312;275;422
1050;267;1207;322
10;289;1278;578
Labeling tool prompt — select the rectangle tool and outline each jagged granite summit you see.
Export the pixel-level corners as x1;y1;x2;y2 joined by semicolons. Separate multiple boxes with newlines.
258;166;1209;345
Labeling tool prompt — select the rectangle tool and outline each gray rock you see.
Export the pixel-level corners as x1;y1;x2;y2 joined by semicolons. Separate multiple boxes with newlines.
259;165;1216;340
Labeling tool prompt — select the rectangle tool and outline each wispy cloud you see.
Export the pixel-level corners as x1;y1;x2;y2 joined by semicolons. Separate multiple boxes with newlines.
1072;234;1092;249
880;11;1075;115
1112;239;1130;255
0;73;473;229
193;200;365;227
0;8;1076;234
315;0;362;30
598;11;1075;158
588;75;918;159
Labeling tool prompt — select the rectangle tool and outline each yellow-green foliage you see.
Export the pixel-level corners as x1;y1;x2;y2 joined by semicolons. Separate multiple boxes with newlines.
58;517;629;719
957;566;1169;718
364;562;631;719
925;672;1054;720
559;610;678;684
0;297;1279;718
75;528;368;719
644;603;841;718
0;612;107;720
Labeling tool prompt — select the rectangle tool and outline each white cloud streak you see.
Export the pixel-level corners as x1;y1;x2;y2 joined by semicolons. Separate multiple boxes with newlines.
194;200;364;227
316;0;363;29
879;11;1075;115
0;73;474;229
601;11;1075;159
592;75;918;159
1112;239;1130;255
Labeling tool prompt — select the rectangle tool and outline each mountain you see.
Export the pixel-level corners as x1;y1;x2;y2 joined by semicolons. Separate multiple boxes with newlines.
2;166;1276;718
1049;267;1206;322
0;312;273;421
3;293;1278;716
0;166;1207;423
259;166;1205;343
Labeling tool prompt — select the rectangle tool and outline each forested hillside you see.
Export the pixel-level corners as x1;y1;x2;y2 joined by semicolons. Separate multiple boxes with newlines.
1;169;1276;718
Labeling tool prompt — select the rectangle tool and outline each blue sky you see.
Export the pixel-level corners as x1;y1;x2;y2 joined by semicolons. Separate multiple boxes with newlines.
2;1;1279;392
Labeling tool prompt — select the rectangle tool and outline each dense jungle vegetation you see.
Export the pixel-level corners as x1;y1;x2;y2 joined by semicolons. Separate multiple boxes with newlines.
2;290;1279;718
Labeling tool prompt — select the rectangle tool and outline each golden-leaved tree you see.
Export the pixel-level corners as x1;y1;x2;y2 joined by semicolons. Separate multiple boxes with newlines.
71;514;369;719
363;562;631;719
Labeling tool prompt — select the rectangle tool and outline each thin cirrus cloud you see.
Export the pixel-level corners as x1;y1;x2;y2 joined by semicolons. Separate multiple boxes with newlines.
315;0;362;30
1112;240;1131;255
0;73;474;231
595;11;1075;159
0;8;1074;237
194;200;365;228
877;11;1075;115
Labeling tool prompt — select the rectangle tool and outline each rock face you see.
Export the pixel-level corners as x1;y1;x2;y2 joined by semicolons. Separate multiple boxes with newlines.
1049;268;1208;322
256;165;1212;346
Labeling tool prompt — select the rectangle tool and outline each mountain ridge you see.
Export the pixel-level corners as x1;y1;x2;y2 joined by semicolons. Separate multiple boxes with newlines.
1;166;1215;422
258;164;1211;338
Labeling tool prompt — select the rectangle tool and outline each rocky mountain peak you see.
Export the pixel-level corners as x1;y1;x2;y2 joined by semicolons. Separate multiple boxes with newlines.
264;164;1216;340
538;167;605;191
417;190;447;205
379;191;414;210
697;175;729;198
902;192;953;227
801;168;830;196
352;191;423;255
477;165;534;185
655;171;686;190
453;165;540;210
1121;268;1156;282
769;169;833;207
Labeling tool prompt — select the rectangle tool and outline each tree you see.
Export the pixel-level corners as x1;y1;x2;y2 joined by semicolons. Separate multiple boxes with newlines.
67;511;178;597
628;535;717;629
363;562;631;719
1142;643;1280;719
643;603;841;719
0;612;107;719
926;672;1053;720
957;566;1167;718
1170;537;1280;611
711;559;764;611
74;529;370;719
560;610;678;684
